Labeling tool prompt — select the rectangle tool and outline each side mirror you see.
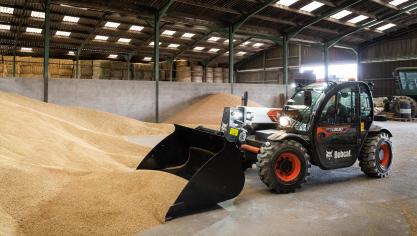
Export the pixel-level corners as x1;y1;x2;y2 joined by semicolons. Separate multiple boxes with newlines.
304;90;312;107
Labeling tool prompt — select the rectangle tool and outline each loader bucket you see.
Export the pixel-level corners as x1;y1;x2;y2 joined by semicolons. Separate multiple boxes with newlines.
137;124;245;220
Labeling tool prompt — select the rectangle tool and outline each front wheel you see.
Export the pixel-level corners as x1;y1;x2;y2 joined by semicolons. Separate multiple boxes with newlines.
257;140;310;193
359;133;393;178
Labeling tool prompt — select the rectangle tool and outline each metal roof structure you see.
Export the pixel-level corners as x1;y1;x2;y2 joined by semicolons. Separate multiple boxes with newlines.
0;0;416;65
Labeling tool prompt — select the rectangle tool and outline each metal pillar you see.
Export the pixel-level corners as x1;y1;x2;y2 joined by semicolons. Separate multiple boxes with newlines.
43;0;51;102
75;48;81;79
282;34;289;99
202;60;208;83
228;25;234;94
323;42;329;82
12;48;16;77
166;57;173;82
154;12;160;123
124;53;133;80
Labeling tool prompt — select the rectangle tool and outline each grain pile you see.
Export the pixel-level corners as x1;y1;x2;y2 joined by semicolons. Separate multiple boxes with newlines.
0;92;187;235
164;93;262;125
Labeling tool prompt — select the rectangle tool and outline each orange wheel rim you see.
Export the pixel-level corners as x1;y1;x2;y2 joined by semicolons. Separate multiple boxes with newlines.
274;152;301;182
379;143;391;169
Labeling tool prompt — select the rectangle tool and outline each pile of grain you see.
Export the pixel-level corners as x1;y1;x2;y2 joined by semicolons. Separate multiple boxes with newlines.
164;93;262;125
0;92;187;235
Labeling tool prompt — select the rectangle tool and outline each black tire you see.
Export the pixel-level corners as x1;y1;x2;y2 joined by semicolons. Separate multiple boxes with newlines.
257;140;310;193
359;133;393;178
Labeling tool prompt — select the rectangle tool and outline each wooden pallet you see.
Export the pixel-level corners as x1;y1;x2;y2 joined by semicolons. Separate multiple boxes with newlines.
377;112;417;122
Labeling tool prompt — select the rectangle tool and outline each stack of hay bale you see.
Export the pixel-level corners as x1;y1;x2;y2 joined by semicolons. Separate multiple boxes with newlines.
223;68;229;83
92;60;111;80
191;65;203;83
206;67;213;83
80;60;93;79
175;60;191;82
213;67;223;83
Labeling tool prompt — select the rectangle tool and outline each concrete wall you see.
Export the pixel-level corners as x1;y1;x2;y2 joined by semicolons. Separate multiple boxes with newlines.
0;78;290;122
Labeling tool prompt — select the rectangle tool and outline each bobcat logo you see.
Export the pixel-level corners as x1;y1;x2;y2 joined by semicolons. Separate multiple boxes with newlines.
326;150;333;159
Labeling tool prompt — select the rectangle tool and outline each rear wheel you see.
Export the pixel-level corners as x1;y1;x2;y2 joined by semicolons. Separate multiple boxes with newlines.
359;133;393;178
257;140;310;193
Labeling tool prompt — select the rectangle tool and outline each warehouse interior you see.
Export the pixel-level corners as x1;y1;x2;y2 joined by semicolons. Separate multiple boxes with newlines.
1;0;417;235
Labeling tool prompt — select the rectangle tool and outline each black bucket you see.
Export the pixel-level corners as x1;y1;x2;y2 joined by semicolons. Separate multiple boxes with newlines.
399;100;411;118
137;125;245;220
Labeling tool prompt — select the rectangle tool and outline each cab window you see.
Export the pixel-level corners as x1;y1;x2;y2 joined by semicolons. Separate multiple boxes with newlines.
320;88;356;124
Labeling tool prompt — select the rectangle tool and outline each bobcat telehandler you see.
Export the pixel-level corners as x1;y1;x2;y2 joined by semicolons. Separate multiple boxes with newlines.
138;81;393;220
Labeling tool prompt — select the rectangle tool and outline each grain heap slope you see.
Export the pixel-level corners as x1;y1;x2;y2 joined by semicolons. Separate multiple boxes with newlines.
0;92;186;235
164;93;262;125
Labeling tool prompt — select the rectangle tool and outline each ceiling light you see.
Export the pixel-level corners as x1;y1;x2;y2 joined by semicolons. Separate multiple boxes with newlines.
149;41;162;46
26;27;42;34
68;51;75;55
118;38;131;43
143;57;152;61
130;25;144;32
389;0;409;6
162;30;176;36
347;15;368;24
300;1;324;12
94;35;108;41
31;11;45;18
208;36;220;42
55;31;71;37
193;46;205;51
0;6;14;14
108;54;118;59
376;23;396;31
208;48;220;53
0;24;10;30
182;32;195;38
21;47;32;52
63;15;80;23
236;51;246;56
168;43;180;48
276;0;299;7
253;43;264;48
330;10;352;20
104;21;120;28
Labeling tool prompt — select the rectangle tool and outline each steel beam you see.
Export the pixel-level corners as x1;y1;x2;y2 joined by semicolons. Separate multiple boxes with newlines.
207;37;252;64
124;53;133;80
43;0;51;103
159;0;175;18
154;12;160;123
323;42;329;82
232;0;278;33
327;3;417;47
288;0;365;39
282;34;289;99
173;31;213;59
12;48;16;77
229;25;234;94
75;48;81;79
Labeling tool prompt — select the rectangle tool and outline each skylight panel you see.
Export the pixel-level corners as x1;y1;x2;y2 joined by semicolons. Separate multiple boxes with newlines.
108;54;118;59
94;35;109;41
55;31;71;37
236;51;247;56
26;27;42;34
0;6;14;14
253;43;264;48
63;16;80;23
104;21;120;28
168;43;180;48
68;51;75;56
389;0;409;6
31;11;45;18
130;25;144;32
21;47;32;52
347;15;368;24
208;36;220;42
193;46;204;51
118;38;131;43
330;10;352;20
276;0;298;7
241;41;251;46
0;24;10;30
300;1;324;12
143;57;152;61
208;48;220;53
162;30;176;36
182;33;195;38
149;41;162;46
376;23;396;31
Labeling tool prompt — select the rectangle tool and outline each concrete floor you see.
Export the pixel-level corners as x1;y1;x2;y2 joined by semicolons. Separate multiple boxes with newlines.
138;122;417;236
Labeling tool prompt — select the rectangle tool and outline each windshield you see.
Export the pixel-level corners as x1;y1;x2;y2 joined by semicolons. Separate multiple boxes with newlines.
284;89;323;132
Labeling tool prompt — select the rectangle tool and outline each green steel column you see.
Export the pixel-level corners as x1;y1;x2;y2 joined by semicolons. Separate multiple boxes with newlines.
282;34;289;99
228;25;234;94
202;61;208;83
76;48;80;79
12;48;16;77
43;0;51;102
323;42;329;82
166;57;173;82
124;54;133;80
354;49;360;81
154;12;160;123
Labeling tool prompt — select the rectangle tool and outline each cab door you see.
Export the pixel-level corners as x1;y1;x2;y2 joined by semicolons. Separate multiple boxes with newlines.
312;84;361;170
